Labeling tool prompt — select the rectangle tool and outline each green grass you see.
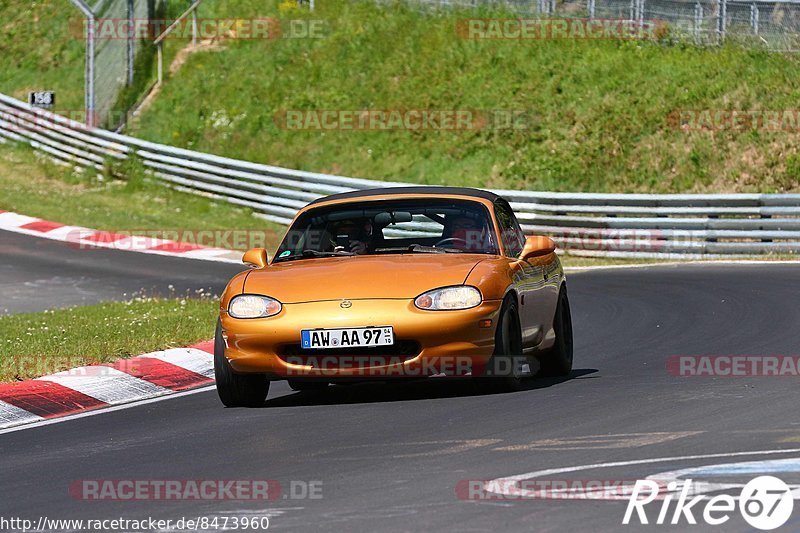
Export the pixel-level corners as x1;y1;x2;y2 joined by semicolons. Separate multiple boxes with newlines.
125;0;800;193
0;142;285;251
0;1;86;112
0;296;217;382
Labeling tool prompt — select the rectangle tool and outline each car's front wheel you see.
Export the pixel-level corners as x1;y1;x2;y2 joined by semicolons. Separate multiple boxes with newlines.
483;295;527;390
538;287;573;376
214;320;270;407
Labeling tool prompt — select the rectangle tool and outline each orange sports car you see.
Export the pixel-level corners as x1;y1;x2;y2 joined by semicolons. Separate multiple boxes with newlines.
215;187;573;406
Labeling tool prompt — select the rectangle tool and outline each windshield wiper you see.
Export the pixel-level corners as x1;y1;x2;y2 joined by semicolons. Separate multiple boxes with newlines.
374;244;462;254
299;249;355;258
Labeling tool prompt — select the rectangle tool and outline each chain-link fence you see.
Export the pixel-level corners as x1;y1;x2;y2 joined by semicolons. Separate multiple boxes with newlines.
92;0;132;127
388;0;800;50
70;0;169;129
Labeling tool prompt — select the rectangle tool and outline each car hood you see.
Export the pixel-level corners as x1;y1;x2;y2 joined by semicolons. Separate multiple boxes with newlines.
243;254;488;303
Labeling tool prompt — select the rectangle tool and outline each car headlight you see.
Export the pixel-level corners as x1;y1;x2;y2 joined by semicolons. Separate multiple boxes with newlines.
228;295;282;318
414;286;482;311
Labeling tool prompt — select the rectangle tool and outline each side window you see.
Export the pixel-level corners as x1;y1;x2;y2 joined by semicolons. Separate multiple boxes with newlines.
494;200;525;257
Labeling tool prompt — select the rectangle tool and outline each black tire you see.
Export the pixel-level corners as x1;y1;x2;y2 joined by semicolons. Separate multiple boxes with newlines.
214;320;270;407
484;295;526;390
539;287;574;377
287;379;329;392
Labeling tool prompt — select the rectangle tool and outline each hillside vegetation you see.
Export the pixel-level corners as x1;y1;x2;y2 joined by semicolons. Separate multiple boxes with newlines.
126;0;800;193
3;1;800;193
0;1;86;111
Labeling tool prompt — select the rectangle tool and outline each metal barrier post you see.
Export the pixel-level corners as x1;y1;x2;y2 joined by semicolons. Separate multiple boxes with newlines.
154;1;202;86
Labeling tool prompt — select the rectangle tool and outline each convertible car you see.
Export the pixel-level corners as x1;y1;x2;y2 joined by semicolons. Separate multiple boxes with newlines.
215;187;573;406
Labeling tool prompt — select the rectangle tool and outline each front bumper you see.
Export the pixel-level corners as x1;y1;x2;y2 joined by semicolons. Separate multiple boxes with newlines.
220;298;503;378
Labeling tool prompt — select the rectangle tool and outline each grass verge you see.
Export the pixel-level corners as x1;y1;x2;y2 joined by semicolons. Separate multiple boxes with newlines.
0;142;285;251
0;296;217;382
560;253;800;269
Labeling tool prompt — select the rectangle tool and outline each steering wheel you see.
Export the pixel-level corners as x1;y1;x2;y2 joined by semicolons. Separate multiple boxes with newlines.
434;237;468;248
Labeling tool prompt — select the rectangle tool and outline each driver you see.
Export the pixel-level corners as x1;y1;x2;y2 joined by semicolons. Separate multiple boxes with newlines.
330;218;373;255
446;215;486;251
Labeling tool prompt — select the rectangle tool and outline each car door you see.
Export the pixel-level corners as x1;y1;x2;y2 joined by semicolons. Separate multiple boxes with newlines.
494;200;544;348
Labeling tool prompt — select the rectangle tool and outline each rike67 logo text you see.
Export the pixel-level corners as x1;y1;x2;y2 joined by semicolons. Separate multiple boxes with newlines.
623;476;794;530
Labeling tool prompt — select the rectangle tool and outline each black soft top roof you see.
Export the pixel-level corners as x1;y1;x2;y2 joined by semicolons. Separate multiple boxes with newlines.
307;186;502;207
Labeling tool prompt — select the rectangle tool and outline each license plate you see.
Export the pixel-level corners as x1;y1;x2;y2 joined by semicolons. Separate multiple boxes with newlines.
301;327;394;349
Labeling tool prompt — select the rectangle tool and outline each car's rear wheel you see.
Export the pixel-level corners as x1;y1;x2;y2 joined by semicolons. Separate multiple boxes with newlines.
214;320;270;407
484;295;527;390
288;379;329;392
538;287;573;377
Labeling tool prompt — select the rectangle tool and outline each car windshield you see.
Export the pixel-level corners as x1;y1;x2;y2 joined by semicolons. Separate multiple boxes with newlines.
273;198;499;262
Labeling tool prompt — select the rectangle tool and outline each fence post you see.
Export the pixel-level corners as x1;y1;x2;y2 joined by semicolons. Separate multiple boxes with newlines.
750;2;759;34
68;0;96;127
191;2;198;46
86;16;95;128
639;0;646;29
157;42;163;85
127;0;134;85
588;0;596;19
717;0;727;40
694;2;703;41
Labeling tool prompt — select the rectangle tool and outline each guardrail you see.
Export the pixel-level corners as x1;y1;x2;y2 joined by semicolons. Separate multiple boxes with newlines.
2;91;799;259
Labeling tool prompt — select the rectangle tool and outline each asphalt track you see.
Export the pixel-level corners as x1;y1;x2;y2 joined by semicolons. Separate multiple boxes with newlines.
2;227;800;531
0;230;243;314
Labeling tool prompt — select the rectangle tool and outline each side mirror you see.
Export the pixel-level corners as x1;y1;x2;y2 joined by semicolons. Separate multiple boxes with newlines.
242;248;268;268
519;236;556;262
